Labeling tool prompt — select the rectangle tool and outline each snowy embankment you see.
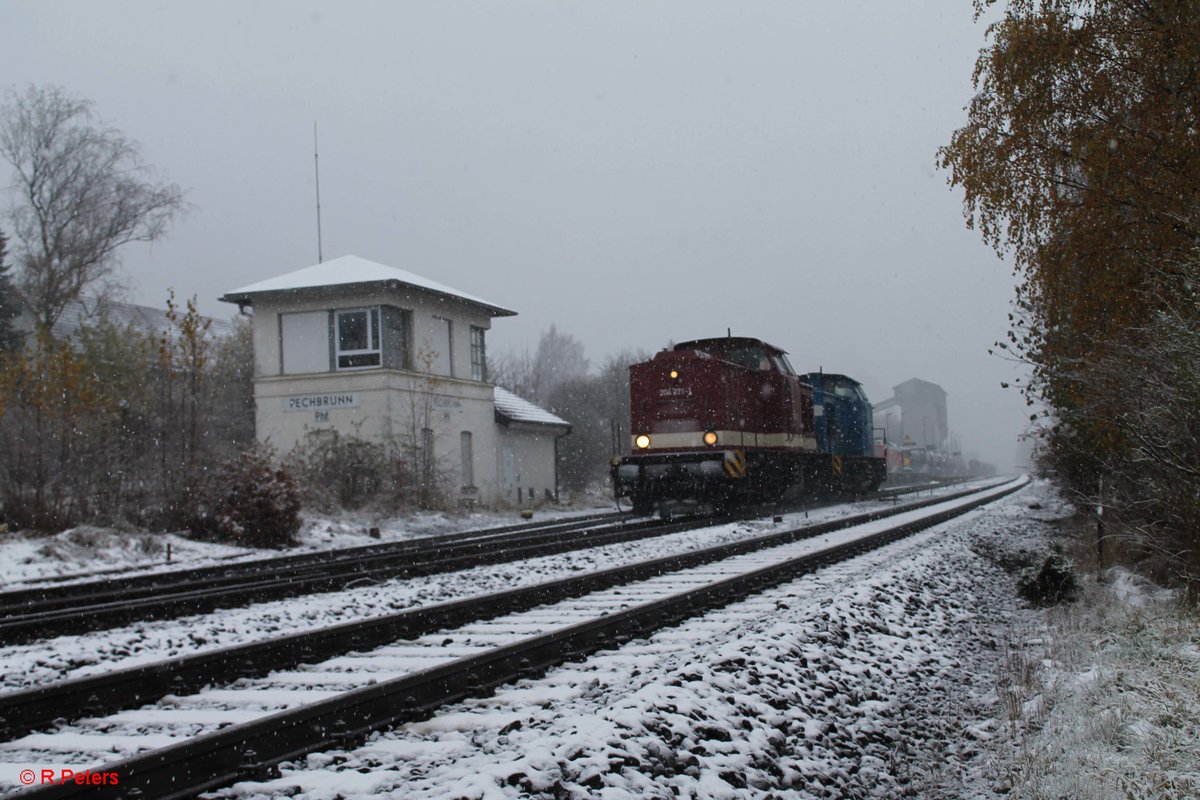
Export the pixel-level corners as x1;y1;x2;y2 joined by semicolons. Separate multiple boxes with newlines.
996;568;1200;798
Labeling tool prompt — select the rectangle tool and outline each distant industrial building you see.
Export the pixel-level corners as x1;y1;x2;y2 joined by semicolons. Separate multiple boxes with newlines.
872;378;949;451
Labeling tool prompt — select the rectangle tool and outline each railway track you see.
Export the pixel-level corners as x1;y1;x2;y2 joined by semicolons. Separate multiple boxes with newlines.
0;512;692;643
1;511;624;605
0;481;999;737
0;483;996;702
1;478;1025;799
0;480;974;644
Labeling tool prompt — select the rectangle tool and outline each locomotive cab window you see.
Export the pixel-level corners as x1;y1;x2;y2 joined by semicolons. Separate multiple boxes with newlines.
725;345;771;370
772;354;796;375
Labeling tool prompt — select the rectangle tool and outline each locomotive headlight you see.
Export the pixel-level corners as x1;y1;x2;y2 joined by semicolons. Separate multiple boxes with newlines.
703;431;718;446
669;369;680;380
635;434;651;449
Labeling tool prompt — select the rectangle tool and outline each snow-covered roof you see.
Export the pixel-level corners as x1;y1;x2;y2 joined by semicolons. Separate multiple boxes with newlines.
220;255;516;317
493;387;570;429
38;298;234;342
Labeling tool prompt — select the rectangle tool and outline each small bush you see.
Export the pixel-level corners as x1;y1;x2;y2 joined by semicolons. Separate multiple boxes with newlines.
191;445;302;548
288;433;403;510
286;431;450;511
1018;545;1080;607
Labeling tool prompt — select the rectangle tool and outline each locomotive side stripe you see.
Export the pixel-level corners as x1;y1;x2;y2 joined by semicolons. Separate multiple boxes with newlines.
632;431;818;451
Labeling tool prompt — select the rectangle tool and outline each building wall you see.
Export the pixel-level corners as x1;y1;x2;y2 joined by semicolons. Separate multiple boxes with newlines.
873;399;903;446
250;286;493;381
248;284;501;505
254;370;500;504
494;423;562;507
891;380;948;450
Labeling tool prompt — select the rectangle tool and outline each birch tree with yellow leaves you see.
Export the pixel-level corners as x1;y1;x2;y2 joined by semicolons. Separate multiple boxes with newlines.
940;0;1200;599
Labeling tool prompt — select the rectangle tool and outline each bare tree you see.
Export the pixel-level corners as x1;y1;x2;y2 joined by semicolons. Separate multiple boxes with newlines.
403;340;458;509
0;85;186;331
489;345;536;397
548;348;647;492
529;324;589;404
492;325;590;404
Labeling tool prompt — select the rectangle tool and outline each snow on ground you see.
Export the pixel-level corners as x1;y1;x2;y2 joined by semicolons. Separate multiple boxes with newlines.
995;567;1200;798
0;491;967;691
0;526;247;586
209;479;1064;800
0;502;614;590
19;478;1178;799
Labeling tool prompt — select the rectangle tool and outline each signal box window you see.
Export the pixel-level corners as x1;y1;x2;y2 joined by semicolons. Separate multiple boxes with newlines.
382;306;413;371
336;307;381;369
461;431;475;489
470;326;487;381
280;310;330;374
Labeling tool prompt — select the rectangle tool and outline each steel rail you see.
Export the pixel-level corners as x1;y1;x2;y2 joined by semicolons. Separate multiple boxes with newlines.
0;479;993;643
0;480;1012;745
0;477;975;617
0;515;691;642
10;477;1025;800
0;511;624;614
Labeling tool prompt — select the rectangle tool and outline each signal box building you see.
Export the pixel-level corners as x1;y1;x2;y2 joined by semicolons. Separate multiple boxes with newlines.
220;255;569;507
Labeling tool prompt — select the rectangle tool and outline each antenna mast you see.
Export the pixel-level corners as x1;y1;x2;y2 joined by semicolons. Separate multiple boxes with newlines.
313;121;324;263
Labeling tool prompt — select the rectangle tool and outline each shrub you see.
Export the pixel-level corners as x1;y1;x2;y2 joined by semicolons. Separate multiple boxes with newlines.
1018;545;1080;607
286;430;450;512
191;445;301;548
288;433;399;510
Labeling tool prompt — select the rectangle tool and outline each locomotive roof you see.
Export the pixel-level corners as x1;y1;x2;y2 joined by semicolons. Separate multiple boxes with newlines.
666;339;866;389
672;336;787;355
802;371;859;384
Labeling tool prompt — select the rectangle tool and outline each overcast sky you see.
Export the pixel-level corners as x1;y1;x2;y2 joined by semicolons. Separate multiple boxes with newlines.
0;1;1031;469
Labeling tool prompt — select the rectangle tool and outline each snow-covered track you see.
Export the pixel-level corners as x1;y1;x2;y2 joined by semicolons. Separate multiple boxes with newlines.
878;475;974;496
0;513;712;643
0;480;976;644
2;479;1024;799
0;481;1001;743
0;511;624;611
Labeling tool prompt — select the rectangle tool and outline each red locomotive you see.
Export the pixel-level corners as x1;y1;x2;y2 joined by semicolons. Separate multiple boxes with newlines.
612;336;886;514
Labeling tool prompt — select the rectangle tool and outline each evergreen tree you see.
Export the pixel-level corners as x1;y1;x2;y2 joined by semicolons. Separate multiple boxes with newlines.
0;230;23;352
